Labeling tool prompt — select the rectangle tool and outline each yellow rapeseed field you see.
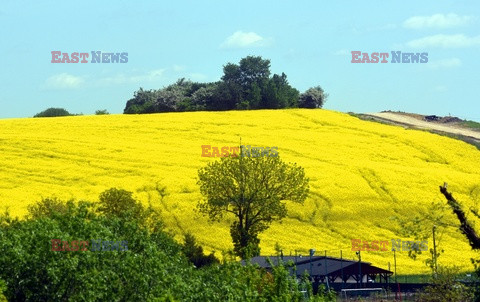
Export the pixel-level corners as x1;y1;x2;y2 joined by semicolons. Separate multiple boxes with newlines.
1;109;479;274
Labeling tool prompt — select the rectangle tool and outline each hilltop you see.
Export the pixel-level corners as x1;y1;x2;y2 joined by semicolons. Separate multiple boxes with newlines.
0;109;479;273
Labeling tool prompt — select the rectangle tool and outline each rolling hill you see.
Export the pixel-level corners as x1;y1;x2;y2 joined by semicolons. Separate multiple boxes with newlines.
1;109;479;274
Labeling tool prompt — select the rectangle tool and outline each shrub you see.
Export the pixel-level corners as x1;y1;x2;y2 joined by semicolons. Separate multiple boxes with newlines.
0;199;191;301
95;109;109;115
416;266;475;302
34;107;71;117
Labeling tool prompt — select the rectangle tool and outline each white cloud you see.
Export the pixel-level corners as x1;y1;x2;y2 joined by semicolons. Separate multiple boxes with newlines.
406;34;480;48
429;58;462;69
220;31;271;48
45;73;84;89
403;13;472;29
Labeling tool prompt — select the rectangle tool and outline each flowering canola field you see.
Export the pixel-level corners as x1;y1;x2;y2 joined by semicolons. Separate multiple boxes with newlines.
1;109;479;274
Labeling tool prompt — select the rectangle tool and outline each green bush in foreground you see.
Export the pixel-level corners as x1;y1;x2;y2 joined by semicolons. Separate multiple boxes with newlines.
0;279;7;302
416;266;475;302
0;189;335;301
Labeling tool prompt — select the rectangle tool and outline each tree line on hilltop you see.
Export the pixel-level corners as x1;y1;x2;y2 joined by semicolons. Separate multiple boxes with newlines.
123;56;328;114
34;56;327;117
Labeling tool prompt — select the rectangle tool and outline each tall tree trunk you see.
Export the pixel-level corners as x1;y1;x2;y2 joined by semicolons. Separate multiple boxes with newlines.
439;185;480;250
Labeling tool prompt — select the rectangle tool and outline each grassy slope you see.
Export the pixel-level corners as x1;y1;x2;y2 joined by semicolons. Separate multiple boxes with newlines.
0;109;479;274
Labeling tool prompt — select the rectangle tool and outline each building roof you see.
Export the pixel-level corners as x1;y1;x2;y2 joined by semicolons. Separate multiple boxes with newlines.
244;255;393;278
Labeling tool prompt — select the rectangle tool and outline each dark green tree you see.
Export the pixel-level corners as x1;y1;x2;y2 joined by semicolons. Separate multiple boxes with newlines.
299;86;328;108
261;73;300;109
222;56;271;109
222;56;270;88
208;81;241;111
98;188;145;220
123;88;160;114
34;108;71;117
182;232;219;268
197;151;309;259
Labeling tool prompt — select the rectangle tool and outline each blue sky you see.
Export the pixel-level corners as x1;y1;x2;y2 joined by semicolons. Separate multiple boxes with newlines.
1;1;479;120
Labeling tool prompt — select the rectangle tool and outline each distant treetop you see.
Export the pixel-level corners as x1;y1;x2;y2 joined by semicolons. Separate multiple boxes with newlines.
34;108;72;118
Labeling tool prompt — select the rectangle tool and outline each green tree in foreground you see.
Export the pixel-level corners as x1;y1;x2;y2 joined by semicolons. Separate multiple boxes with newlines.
98;187;145;219
182;232;219;268
34;107;71;117
0;188;333;301
197;151;309;259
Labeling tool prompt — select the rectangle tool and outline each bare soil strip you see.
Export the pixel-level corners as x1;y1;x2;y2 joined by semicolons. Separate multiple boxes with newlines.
363;112;480;140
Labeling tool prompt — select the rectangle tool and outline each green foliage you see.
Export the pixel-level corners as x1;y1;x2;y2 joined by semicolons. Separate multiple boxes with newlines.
298;86;328;108
124;56;318;114
222;56;271;87
0;279;7;302
182;232;219;268
263;258;304;300
416;266;475;302
462;120;480;130
27;197;69;219
95;109;109;115
0;189;333;301
34;107;72;117
98;187;145;220
123;87;159;114
197;152;310;259
262;73;300;109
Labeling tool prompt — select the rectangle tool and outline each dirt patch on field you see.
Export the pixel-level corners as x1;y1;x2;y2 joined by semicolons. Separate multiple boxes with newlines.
358;112;480;142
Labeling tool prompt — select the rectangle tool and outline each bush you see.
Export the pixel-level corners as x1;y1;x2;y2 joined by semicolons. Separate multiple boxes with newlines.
98;188;145;220
0;198;191;301
298;86;328;108
33;107;71;117
416;266;475;302
27;197;69;219
95;109;109;115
